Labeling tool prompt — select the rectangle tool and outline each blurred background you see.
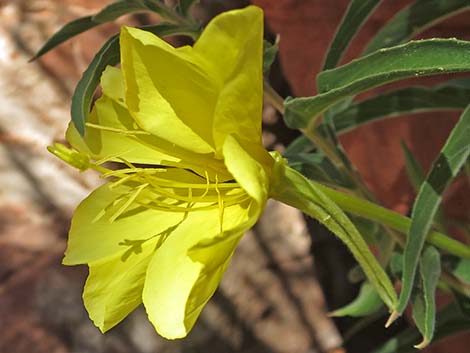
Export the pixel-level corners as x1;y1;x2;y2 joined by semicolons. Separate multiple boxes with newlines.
0;1;469;353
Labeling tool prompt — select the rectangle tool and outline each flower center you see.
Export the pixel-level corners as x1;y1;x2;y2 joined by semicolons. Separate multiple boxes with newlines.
48;143;250;232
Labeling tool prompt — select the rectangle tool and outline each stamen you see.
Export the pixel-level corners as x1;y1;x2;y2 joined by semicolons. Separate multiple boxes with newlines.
142;176;244;203
101;167;166;179
188;187;193;205
92;208;107;223
94;150;136;166
215;174;224;233
116;156;136;169
201;171;210;198
140;200;213;213
144;176;239;190
109;174;137;189
109;183;149;222
86;122;151;135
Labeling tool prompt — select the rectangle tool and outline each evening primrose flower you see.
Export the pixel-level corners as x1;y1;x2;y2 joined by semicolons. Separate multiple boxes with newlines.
50;6;275;339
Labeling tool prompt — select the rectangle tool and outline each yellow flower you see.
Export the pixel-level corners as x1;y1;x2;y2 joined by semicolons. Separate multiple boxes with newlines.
50;6;274;339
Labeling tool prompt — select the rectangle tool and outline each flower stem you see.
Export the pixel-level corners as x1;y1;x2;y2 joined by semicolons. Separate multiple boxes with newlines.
263;81;285;114
314;182;470;259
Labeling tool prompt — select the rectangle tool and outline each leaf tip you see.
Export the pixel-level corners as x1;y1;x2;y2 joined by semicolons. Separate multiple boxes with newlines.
327;310;338;317
414;338;430;350
385;310;399;328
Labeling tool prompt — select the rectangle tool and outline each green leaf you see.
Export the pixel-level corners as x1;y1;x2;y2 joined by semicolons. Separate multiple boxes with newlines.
400;141;426;193
71;35;119;135
453;259;470;285
92;0;146;22
31;0;147;60
323;0;382;70
365;0;470;54
71;23;199;134
350;216;380;246
139;0;173;16
287;152;354;188
452;289;470;318
372;302;470;353
401;141;448;232
330;281;384;317
176;0;198;17
328;81;470;134
272;163;398;310
263;39;279;74
390;252;403;278
397;103;470;317
284;39;470;129
412;247;441;349
32;17;97;61
443;255;470;284
284;135;313;156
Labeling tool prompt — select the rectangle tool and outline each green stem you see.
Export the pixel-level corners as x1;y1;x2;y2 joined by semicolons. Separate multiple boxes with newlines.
315;182;470;258
264;81;285;114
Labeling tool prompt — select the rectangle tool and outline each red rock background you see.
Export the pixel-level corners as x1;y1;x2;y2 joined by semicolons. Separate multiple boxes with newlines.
0;0;469;353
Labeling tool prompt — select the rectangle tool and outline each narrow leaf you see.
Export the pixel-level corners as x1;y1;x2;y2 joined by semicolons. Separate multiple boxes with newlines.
272;164;398;310
452;289;470;317
401;141;448;231
71;35;119;135
287;152;354;188
400;141;426;193
285;39;470;129
284;135;313;157
453;258;470;284
323;0;380;70
329;81;470;134
443;255;470;285
32;16;97;60
390;252;403;278
398;103;470;316
330;281;384;317
177;0;199;17
365;0;470;54
32;0;146;60
71;23;198;134
263;39;279;74
412;246;441;349
92;0;145;22
323;0;382;70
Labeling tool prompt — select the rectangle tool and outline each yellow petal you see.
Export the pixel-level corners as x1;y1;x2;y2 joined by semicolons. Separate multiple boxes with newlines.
83;236;158;332
120;26;216;154
67;96;181;165
66;65;176;164
63;182;185;265
194;6;264;148
100;65;125;104
143;199;257;339
222;134;272;205
66;92;231;179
